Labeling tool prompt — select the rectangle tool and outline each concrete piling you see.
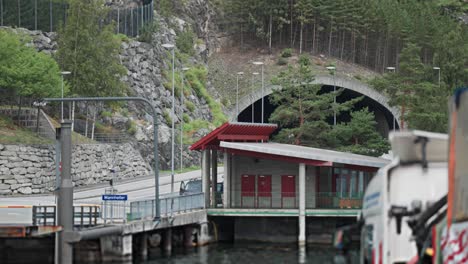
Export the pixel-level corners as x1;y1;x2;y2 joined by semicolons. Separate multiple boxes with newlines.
184;226;194;247
162;229;172;253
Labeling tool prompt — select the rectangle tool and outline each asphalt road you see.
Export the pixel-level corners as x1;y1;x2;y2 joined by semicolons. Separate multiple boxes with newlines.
0;168;223;206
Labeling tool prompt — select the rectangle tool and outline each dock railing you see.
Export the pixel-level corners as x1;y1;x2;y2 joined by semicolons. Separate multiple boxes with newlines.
230;191;364;209
32;205;100;228
129;192;205;221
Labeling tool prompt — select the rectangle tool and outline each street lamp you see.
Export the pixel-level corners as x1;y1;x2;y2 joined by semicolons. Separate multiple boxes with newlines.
385;66;397;129
433;66;441;88
251;72;259;123
60;71;71;122
236;72;244;121
180;67;190;172
253;61;265;123
326;66;337;126
162;43;176;196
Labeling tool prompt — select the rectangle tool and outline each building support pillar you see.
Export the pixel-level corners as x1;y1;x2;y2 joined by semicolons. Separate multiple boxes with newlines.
162;229;172;253
298;163;306;246
223;151;231;208
197;222;210;246
211;149;218;208
183;226;194;248
202;149;210;208
137;233;148;261
100;235;132;262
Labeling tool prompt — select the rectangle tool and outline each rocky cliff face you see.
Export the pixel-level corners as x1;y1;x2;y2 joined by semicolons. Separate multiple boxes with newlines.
0;143;151;195
4;0;223;170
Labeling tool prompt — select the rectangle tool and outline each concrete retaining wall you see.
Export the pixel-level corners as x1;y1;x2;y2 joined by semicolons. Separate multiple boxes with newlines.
0;143;152;195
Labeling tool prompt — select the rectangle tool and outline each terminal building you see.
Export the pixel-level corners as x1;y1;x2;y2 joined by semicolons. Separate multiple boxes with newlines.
190;122;390;244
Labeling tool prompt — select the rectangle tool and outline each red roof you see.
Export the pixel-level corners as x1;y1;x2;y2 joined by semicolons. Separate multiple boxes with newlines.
190;122;278;151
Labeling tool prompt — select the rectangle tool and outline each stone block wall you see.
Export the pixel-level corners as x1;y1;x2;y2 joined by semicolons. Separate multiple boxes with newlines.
0;143;152;195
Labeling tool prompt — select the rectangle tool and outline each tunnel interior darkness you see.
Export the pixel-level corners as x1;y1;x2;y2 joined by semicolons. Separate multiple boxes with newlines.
237;85;399;138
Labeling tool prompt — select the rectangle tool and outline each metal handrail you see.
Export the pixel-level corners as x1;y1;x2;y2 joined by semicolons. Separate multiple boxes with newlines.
129;192;205;221
228;191;364;209
32;205;100;227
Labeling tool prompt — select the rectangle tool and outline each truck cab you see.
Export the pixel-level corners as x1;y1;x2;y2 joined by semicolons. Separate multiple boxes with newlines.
360;130;448;264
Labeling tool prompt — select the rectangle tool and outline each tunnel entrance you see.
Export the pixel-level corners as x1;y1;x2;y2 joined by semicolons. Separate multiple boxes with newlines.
237;85;399;138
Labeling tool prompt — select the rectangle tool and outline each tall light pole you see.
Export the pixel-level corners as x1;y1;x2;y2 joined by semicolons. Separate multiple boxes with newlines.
253;61;265;123
236;72;244;121
385;66;396;73
251;72;259;123
326;66;336;126
386;66;397;130
180;67;190;172
433;66;441;88
60;71;71;122
162;43;176;196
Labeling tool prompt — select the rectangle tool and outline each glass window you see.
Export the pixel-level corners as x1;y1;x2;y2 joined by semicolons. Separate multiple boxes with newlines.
350;171;357;198
359;171;364;195
339;175;347;197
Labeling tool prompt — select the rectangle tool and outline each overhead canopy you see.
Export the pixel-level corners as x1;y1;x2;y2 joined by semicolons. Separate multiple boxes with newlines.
190;122;278;151
220;142;390;169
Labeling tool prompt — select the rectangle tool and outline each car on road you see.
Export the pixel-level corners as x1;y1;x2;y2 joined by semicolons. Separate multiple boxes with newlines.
179;179;223;206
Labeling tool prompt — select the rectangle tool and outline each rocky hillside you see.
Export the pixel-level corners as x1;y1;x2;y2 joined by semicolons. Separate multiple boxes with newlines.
3;0;225;170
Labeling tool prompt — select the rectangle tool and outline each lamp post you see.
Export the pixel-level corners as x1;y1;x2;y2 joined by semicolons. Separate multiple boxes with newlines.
386;66;397;130
60;71;71;122
162;43;176;196
251;72;259;123
180;67;190;172
236;72;244;121
253;61;265;123
385;66;396;73
433;66;441;88
326;66;336;126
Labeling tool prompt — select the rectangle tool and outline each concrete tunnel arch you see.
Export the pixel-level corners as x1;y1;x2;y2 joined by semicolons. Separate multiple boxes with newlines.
229;74;401;137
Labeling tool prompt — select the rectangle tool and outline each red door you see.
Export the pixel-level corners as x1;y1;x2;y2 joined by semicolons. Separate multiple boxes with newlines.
281;175;296;208
257;175;272;197
241;174;255;207
257;175;272;208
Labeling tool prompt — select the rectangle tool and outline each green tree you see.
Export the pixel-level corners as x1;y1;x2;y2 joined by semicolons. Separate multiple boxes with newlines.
0;30;62;99
269;64;361;147
329;108;390;157
57;0;126;97
372;42;450;132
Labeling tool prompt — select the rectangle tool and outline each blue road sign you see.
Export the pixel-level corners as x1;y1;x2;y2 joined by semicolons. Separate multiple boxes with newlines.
102;194;128;201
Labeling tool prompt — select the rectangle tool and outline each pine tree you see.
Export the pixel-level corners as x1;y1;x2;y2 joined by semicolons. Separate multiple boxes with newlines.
328;108;390;157
269;62;361;147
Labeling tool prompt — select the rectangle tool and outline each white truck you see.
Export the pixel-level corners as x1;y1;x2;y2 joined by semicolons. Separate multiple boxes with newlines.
357;130;448;264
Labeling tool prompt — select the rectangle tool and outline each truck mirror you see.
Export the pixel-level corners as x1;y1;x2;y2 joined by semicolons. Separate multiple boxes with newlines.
179;181;186;194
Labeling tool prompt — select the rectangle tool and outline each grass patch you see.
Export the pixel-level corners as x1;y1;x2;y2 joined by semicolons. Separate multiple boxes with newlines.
101;111;112;118
281;48;292;58
113;33;130;43
0;115;52;144
163;109;172;125
183;113;191;123
185;66;227;127
183;119;212;144
161;165;201;174
186;101;195;112
277;57;288;65
176;28;195;56
126;120;137;135
137;22;159;43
